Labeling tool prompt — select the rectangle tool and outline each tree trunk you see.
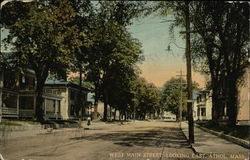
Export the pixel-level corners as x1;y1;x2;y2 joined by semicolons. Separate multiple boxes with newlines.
211;90;219;122
113;108;117;120
103;92;108;121
109;106;112;121
35;72;48;122
211;77;224;123
227;80;238;127
124;112;127;121
35;90;44;122
119;111;121;121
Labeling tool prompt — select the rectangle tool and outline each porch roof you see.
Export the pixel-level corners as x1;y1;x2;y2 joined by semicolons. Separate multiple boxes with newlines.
45;77;90;92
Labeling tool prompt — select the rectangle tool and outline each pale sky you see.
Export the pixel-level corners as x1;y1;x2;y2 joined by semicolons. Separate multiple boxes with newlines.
128;14;206;88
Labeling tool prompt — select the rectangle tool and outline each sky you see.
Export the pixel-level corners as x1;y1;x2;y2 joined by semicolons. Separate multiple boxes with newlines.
127;14;206;88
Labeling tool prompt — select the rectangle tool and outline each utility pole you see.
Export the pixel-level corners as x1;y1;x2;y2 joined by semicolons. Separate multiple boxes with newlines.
184;1;194;144
176;70;186;121
166;1;194;144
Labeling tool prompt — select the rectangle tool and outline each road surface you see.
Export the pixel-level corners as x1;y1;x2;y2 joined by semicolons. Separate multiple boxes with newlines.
0;121;194;160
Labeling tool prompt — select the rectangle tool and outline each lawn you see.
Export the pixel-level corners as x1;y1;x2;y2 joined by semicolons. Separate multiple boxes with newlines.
197;121;250;141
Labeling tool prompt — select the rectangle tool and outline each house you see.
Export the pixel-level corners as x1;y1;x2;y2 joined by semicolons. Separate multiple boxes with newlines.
162;111;176;121
0;68;37;118
0;68;89;120
237;67;250;125
193;90;212;121
193;67;249;124
44;76;89;120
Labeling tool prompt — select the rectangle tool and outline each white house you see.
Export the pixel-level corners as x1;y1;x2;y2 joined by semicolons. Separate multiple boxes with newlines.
193;90;212;121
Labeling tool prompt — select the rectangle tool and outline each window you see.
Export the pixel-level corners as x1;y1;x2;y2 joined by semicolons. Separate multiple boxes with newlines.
19;96;34;109
56;100;61;114
45;99;56;113
70;105;75;116
45;89;53;94
2;93;18;108
52;89;58;95
201;108;206;116
197;95;201;103
4;70;17;89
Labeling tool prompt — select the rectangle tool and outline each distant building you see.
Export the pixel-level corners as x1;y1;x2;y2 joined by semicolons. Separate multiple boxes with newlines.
193;90;212;121
161;111;176;121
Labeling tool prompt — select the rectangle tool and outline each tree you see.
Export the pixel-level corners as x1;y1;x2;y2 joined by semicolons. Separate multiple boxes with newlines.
83;1;145;121
190;1;249;126
132;77;161;120
69;76;94;90
161;77;187;119
2;0;82;122
161;77;199;119
152;1;249;126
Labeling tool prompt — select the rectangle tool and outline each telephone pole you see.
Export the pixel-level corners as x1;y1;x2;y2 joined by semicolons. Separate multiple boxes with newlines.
176;70;186;121
184;1;194;144
166;1;195;144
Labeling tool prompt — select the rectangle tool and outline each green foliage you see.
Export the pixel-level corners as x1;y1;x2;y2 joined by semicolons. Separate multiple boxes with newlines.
152;1;249;126
190;1;249;126
132;78;161;120
1;0;83;121
69;76;94;90
3;0;81;69
1;0;147;122
161;77;187;116
161;77;199;116
79;1;145;121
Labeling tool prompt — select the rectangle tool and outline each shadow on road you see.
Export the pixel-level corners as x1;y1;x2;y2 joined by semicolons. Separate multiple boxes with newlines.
70;126;190;149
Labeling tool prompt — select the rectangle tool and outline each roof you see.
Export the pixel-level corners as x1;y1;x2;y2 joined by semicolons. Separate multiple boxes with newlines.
193;90;211;99
45;76;90;91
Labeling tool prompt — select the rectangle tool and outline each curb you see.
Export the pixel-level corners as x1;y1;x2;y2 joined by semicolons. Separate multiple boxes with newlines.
197;125;250;149
179;122;198;155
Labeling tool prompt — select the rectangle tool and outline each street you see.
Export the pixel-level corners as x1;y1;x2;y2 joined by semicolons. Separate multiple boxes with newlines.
0;121;194;160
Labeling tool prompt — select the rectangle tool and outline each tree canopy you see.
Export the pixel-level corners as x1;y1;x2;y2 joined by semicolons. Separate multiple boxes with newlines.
152;1;249;126
161;77;199;119
190;1;249;126
1;0;83;121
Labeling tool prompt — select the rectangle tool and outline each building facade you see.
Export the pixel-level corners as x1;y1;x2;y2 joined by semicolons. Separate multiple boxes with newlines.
0;69;89;120
44;77;89;120
193;90;212;121
193;68;250;124
0;68;37;118
237;67;250;125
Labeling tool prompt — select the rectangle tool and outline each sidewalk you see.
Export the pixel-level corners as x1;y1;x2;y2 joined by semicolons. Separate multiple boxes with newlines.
181;121;249;155
0;120;131;141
